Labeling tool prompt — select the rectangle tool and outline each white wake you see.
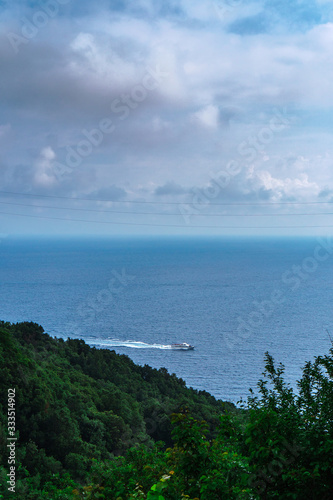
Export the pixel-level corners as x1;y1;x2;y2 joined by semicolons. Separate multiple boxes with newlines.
86;338;173;349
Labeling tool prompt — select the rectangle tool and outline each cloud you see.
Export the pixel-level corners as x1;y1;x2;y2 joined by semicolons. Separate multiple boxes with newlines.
154;181;187;195
1;0;333;234
33;147;57;187
88;185;128;201
256;170;320;199
318;187;333;198
192;105;220;128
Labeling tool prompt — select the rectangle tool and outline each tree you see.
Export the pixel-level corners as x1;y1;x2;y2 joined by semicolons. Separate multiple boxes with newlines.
243;350;333;499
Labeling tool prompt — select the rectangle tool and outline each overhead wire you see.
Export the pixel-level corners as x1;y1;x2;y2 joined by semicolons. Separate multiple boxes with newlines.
0;210;333;229
0;199;333;217
0;190;333;206
1;190;333;229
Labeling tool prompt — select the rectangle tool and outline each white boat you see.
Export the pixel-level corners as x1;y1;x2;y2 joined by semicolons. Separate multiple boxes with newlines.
171;343;194;350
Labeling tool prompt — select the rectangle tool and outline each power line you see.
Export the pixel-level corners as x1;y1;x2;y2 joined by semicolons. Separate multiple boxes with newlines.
1;200;333;217
0;190;332;206
1;210;333;229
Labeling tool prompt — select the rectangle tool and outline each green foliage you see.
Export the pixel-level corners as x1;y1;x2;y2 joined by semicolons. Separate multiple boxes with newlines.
1;321;333;498
0;321;229;497
242;351;333;499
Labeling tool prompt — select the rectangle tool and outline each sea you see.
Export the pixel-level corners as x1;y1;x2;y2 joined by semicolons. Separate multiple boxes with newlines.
1;236;332;404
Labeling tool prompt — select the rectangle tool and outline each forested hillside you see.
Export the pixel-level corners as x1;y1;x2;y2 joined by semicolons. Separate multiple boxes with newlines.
0;321;233;498
1;321;333;499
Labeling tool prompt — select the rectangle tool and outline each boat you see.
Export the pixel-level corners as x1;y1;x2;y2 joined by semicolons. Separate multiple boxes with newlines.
170;343;194;350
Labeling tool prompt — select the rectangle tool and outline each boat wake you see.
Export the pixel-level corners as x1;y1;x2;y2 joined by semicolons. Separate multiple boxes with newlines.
86;338;173;349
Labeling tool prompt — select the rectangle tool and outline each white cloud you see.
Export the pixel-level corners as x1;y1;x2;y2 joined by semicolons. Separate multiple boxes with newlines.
69;32;138;84
256;170;320;198
1;0;333;234
193;104;220;128
34;147;57;187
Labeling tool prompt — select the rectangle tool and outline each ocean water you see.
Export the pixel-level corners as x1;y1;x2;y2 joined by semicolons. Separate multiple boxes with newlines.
1;236;332;404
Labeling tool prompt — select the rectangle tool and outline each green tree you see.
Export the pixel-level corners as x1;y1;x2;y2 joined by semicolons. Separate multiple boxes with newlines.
243;351;333;499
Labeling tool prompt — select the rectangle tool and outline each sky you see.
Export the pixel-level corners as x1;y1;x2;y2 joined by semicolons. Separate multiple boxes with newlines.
1;0;333;236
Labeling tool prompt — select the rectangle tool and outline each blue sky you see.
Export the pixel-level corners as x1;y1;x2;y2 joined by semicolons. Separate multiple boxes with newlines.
1;0;333;236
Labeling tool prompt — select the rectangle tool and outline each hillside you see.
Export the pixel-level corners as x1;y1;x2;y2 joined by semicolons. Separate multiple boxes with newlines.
1;321;333;499
0;321;234;497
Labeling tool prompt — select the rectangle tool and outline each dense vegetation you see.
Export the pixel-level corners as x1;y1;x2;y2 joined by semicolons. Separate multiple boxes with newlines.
0;321;333;498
